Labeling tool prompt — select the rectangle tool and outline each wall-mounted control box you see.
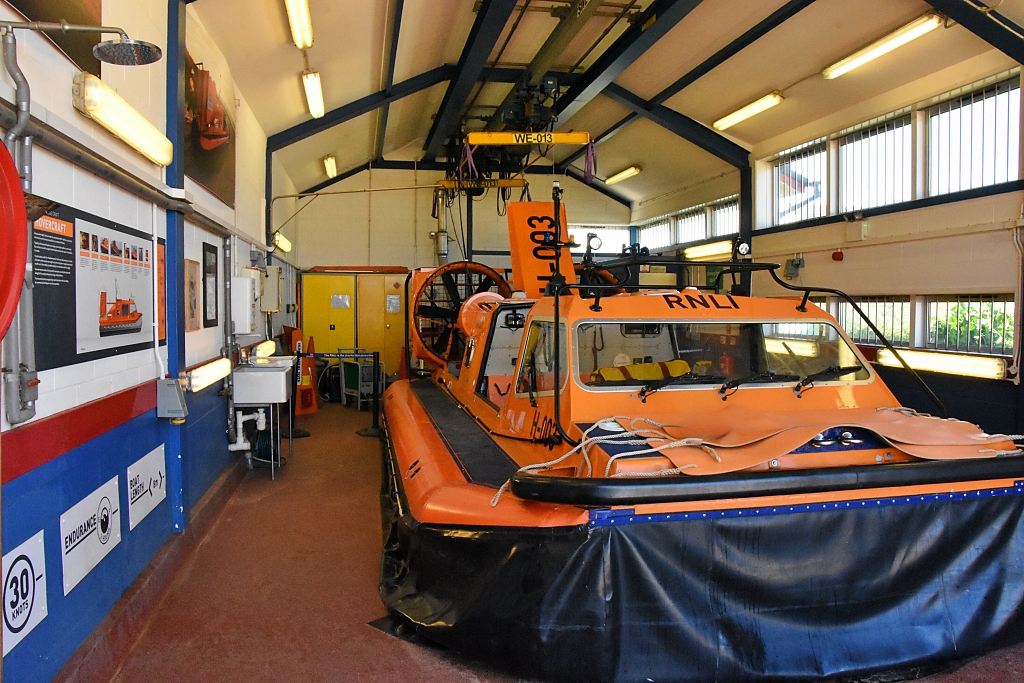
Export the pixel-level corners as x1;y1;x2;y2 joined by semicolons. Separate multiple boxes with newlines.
261;266;282;313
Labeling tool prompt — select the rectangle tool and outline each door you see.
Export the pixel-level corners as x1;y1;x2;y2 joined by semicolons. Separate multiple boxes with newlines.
356;273;406;376
301;274;355;355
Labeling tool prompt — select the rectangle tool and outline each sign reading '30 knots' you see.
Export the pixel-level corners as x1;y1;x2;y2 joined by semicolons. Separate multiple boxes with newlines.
506;202;577;298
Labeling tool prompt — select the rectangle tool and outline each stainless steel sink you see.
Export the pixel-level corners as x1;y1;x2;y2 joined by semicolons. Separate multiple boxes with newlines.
233;363;293;405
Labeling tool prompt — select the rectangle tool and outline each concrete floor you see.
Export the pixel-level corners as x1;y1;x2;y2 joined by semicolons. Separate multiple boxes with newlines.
108;402;1024;683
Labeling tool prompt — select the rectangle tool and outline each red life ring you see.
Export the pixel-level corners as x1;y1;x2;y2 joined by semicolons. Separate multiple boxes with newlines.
0;142;26;341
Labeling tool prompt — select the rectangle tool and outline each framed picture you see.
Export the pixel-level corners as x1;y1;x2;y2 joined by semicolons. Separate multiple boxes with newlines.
185;259;201;332
202;243;218;328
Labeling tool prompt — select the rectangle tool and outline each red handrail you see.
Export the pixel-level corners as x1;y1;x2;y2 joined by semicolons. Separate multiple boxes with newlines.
0;143;26;340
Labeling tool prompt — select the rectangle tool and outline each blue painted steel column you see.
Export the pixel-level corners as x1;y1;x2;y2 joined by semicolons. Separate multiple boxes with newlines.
164;0;188;531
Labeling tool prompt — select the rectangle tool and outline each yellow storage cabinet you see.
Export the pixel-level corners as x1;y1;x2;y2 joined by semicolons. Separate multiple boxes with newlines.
300;270;407;376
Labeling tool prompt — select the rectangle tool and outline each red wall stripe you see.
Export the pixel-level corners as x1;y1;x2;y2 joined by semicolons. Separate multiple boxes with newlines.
2;380;157;484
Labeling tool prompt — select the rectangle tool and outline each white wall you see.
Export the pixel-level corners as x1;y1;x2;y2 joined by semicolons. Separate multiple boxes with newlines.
0;0;296;430
752;191;1023;297
290;168;632;271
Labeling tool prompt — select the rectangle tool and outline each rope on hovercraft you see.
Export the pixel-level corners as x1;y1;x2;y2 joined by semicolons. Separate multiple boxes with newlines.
490;416;717;506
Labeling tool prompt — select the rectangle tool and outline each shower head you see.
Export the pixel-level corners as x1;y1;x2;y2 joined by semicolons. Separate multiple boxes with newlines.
92;38;162;66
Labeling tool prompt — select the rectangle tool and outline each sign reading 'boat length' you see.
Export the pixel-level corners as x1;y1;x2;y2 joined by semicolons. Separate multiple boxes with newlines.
128;445;167;530
61;477;120;595
2;530;47;655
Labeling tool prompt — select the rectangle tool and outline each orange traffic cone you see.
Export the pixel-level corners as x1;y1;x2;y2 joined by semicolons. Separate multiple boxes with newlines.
294;335;319;415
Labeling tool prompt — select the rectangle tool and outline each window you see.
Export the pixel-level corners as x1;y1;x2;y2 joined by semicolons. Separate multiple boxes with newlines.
575;320;869;389
772;139;827;225
839;115;912;212
924;294;1014;355
928;77;1020;196
837;296;911;347
568;226;631;254
677;208;706;243
515;321;567;396
638;219;672;252
711;197;739;235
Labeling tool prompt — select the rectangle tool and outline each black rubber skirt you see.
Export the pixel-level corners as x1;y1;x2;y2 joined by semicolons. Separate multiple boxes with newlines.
380;449;1024;682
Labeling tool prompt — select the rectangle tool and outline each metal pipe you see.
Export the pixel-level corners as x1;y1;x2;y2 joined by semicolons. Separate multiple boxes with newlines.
223;235;236;442
0;21;129;41
2;30;35;425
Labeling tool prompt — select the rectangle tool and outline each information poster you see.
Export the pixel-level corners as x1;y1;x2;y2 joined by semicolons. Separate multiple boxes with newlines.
33;203;159;370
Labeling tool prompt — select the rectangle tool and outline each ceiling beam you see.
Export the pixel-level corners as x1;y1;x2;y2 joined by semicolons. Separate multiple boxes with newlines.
923;0;1024;64
552;0;705;125
603;82;749;169
300;159;448;194
373;0;406;161
421;0;519;161
555;0;816;172
268;64;451;152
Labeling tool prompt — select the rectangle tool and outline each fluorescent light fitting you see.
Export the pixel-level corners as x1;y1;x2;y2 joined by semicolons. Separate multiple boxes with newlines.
684;240;733;259
822;14;943;80
713;92;783;131
302;69;325;119
605;165;641;185
72;73;173;166
254;340;277;357
323;154;337;178
273;231;292;253
188;357;232;392
876;348;1007;380
284;0;314;49
765;339;819;358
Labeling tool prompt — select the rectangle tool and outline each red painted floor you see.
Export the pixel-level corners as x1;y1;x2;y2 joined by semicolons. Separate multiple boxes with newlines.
109;402;1024;683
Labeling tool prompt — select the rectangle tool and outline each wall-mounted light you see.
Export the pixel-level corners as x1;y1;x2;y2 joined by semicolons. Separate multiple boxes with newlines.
713;92;783;131
323;154;337;178
272;231;292;253
765;339;819;357
187;357;232;392
72;72;173;166
284;0;314;50
254;340;277;357
822;14;943;80
684;240;733;260
876;348;1007;380
302;69;325;119
605;165;640;185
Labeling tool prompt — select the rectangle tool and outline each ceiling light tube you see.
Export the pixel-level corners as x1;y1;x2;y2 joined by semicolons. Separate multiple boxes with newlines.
72;73;173;166
323;154;337;178
605;165;641;185
822;14;943;80
187;357;232;392
302;69;325;119
876;348;1007;380
272;231;292;253
284;0;314;49
684;240;733;260
713;92;783;131
254;340;277;357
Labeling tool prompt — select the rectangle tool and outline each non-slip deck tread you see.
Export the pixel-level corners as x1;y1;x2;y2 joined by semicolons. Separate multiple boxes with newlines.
410;379;519;487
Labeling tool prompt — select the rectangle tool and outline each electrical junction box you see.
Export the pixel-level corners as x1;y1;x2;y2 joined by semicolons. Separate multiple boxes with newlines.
156;379;188;420
261;266;282;313
232;276;258;334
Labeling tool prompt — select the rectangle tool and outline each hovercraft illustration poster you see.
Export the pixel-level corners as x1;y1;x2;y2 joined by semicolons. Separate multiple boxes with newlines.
32;202;158;370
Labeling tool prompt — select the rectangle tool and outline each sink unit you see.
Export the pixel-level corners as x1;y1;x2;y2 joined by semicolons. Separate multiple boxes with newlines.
233;364;293;405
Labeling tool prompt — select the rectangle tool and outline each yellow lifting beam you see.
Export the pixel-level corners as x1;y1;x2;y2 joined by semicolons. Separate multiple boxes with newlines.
465;131;591;146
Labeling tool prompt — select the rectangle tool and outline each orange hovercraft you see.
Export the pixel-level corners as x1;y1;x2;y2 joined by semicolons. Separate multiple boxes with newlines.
380;184;1024;683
